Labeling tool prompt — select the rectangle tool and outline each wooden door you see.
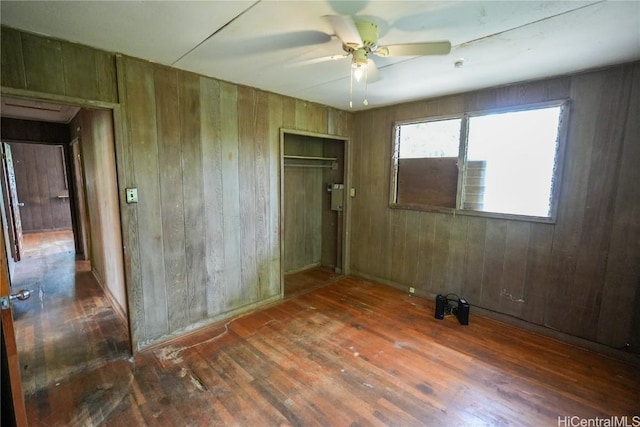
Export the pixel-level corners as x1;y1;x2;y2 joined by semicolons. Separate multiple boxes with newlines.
1;143;24;261
0;222;28;426
9;143;73;232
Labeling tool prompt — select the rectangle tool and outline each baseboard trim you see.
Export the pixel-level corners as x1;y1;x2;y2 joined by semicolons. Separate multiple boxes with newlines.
91;269;128;329
350;270;640;364
284;262;321;275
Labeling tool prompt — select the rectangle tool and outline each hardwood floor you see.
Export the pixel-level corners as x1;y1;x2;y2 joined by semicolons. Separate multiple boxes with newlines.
12;230;131;426
13;238;639;426
284;266;343;297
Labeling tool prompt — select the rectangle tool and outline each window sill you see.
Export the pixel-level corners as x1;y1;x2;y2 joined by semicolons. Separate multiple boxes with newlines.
389;203;557;224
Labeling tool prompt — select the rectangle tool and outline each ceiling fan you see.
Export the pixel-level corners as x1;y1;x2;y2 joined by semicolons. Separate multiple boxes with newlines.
320;15;452;107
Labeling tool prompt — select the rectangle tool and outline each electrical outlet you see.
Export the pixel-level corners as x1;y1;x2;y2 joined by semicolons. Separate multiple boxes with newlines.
409;287;415;294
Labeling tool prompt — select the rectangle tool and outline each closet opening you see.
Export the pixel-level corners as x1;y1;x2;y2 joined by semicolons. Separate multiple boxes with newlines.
280;130;350;297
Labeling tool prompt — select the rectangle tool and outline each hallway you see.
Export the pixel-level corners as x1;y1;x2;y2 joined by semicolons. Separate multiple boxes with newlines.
12;230;131;425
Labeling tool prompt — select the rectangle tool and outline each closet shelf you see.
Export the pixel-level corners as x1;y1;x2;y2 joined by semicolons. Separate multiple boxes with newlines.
283;155;337;162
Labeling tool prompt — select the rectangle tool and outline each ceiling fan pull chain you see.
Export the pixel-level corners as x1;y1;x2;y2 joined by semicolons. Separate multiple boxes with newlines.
363;66;369;106
349;67;354;108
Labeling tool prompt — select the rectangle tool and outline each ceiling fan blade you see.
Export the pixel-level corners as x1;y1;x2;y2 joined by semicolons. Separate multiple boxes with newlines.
285;53;349;68
324;15;363;47
376;41;451;57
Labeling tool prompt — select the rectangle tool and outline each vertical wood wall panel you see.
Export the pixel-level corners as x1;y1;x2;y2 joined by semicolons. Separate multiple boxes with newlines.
180;73;206;324
480;219;508;311
1;27;26;89
122;58;167;342
114;55;143;350
283;135;323;273
62;44;102;100
414;213;436;290
596;64;640;347
499;221;530;318
446;215;468;297
350;64;640;350
217;81;242;314
254;91;271;298
265;93;283;299
1;27;117;103
154;66;189;333
462;217;487;304
399;211;419;287
35;145;53;229
236;87;259;307
431;214;453;294
544;72;608;334
200;77;225;317
20;32;66;95
520;223;553;325
567;67;633;339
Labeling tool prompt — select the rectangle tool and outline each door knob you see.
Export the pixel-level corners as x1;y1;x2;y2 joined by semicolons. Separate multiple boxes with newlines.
0;289;32;310
10;289;31;301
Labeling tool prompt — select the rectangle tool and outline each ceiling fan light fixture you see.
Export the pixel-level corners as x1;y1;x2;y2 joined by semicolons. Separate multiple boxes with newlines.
352;64;365;82
351;49;368;81
351;48;368;82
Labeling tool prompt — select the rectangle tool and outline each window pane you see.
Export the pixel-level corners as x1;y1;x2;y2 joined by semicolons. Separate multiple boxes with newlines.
394;118;461;208
398;119;461;159
463;107;562;217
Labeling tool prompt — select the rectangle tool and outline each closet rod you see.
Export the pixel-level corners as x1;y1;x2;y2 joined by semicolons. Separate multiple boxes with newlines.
284;163;334;168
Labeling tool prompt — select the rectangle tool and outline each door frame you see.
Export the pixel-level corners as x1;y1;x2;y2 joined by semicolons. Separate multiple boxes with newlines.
0;143;24;264
279;128;352;296
0;87;134;355
0;219;28;426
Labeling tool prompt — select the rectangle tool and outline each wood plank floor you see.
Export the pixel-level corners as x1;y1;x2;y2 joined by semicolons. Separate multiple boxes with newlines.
13;236;640;426
11;230;131;426
283;266;343;297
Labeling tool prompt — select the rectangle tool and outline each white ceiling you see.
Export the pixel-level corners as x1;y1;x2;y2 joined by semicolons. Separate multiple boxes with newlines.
1;0;639;112
1;96;80;123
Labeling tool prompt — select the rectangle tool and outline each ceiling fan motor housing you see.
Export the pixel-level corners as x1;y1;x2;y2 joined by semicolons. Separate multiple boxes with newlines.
352;48;368;68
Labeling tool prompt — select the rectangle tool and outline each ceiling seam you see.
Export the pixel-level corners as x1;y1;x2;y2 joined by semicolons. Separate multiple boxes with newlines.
453;0;607;49
170;0;262;66
375;1;609;73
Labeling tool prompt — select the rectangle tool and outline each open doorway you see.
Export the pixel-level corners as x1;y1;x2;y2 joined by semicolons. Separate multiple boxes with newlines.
281;130;350;297
0;96;131;409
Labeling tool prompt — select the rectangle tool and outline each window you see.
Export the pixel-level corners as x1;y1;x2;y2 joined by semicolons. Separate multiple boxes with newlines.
390;101;569;221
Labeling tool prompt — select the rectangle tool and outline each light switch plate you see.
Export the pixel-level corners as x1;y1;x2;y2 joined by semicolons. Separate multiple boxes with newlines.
126;188;138;204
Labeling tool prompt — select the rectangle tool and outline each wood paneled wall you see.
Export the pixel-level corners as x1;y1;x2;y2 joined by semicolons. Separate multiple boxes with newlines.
71;109;127;319
283;135;325;273
1;27;351;349
8;142;72;232
1;118;70;144
321;139;345;270
7;26;637;353
350;62;640;351
1;27;117;103
116;57;350;348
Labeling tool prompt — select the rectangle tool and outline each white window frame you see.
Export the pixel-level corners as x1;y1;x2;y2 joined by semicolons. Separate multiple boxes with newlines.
389;99;571;223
